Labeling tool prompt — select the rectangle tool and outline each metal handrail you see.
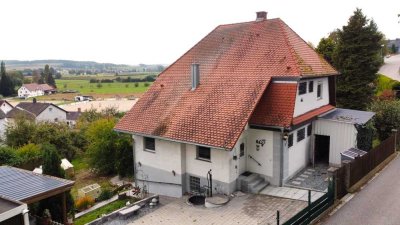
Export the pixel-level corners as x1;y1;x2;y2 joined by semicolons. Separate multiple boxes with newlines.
248;154;262;166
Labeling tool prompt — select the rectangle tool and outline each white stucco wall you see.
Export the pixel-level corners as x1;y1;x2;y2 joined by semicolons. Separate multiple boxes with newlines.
287;124;312;178
18;87;44;98
294;77;330;117
36;106;67;122
0;118;6;141
247;128;274;178
314;119;357;166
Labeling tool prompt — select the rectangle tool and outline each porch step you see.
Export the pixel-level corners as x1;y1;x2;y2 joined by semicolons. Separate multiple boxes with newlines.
238;172;269;193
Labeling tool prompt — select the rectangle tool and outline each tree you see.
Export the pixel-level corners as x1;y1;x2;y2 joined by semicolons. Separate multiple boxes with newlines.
5;115;36;148
0;61;15;97
370;100;400;140
333;9;384;110
316;36;336;65
42;65;56;87
42;143;64;178
32;70;41;83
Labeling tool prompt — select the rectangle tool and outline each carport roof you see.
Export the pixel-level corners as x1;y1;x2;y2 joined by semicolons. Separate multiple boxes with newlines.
319;108;375;125
0;166;74;204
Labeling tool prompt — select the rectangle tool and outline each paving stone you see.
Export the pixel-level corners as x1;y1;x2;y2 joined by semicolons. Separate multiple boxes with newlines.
291;181;302;185
295;177;305;181
300;174;309;178
303;171;312;175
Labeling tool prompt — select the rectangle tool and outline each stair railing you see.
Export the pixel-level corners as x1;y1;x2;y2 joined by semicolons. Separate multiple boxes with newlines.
248;154;262;166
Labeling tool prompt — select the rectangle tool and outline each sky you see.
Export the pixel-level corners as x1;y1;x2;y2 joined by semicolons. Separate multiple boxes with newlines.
0;0;399;65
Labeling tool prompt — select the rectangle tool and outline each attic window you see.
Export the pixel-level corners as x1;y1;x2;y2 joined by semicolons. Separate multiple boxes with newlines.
298;82;307;95
144;137;155;152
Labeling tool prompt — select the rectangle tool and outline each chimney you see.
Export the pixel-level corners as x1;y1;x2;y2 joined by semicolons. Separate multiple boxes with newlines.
32;98;37;103
256;11;267;21
191;63;200;90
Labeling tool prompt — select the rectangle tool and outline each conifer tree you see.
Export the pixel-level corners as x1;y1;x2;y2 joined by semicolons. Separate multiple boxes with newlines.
333;9;383;110
0;61;15;97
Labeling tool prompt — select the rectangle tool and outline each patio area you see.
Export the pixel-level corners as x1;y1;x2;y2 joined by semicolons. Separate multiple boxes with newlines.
102;193;307;225
286;164;330;192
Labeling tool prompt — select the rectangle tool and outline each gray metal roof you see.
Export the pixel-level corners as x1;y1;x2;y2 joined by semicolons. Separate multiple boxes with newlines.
341;148;367;159
319;108;375;125
0;166;74;202
0;196;23;214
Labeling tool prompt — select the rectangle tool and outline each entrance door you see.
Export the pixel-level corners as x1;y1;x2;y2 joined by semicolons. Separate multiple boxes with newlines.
238;141;247;174
314;135;330;164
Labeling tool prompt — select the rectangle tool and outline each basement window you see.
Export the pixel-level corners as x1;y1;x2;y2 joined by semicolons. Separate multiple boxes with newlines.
297;128;305;142
144;137;155;152
190;176;201;192
298;82;307;95
288;134;293;148
197;146;211;161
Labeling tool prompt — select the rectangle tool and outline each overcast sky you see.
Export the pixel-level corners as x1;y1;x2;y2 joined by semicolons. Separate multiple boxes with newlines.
0;0;399;65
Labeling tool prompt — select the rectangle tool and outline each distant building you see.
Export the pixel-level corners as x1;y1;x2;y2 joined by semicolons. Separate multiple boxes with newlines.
18;83;56;98
66;108;82;127
0;100;13;140
6;99;67;123
388;38;400;53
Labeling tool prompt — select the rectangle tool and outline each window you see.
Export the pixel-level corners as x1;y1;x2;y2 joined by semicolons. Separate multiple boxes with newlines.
288;134;293;148
49;107;53;112
197;146;211;161
307;124;312;136
240;143;245;157
190;176;201;192
317;83;322;99
298;82;307;95
309;81;314;93
144;137;155;152
297;128;305;142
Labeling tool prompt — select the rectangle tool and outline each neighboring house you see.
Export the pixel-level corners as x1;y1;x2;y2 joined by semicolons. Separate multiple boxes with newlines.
66;109;82;127
18;83;56;98
115;12;374;198
6;99;67;123
0;196;29;225
388;38;400;53
0;100;13;114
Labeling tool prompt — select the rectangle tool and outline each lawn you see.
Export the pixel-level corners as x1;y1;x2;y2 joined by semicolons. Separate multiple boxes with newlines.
71;156;114;200
376;74;399;95
56;79;151;94
74;198;137;225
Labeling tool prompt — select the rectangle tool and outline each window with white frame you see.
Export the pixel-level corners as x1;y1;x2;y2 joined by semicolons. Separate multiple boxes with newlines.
298;82;307;95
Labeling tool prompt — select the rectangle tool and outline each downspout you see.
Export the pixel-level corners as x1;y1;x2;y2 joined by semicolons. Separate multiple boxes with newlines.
279;127;285;187
132;136;137;185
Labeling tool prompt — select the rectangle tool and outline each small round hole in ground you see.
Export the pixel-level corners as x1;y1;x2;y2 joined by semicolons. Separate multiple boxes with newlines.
188;195;205;205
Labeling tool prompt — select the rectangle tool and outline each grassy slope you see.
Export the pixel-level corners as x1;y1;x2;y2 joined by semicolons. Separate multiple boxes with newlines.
56;79;150;94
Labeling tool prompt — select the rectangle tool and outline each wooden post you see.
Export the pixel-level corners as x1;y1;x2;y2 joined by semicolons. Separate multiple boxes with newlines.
392;129;398;152
62;192;67;225
342;160;351;190
276;210;280;225
308;190;311;206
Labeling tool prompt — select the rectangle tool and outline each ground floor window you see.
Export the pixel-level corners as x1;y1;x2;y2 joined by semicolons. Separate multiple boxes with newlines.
240;143;245;157
297;128;305;142
190;176;201;192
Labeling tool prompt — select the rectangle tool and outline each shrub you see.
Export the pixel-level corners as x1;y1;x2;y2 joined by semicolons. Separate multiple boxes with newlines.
0;146;20;166
75;196;95;211
134;82;139;87
370;99;400;140
97;189;113;201
144;82;149;87
17;143;42;162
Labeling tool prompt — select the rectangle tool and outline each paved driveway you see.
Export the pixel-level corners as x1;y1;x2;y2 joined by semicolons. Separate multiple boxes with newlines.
379;55;400;81
322;154;400;225
122;194;306;225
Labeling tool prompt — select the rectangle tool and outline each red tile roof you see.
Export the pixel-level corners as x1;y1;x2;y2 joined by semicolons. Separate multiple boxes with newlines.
23;83;55;92
292;104;335;125
249;83;297;128
115;18;338;150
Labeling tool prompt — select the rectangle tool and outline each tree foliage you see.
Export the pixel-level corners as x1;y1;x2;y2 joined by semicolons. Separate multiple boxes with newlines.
316;36;336;65
333;8;384;110
0;61;15;97
42;143;64;178
370;100;400;140
85;118;132;176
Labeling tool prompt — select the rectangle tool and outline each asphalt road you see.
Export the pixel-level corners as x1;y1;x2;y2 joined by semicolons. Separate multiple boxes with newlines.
379;54;400;81
322;154;400;225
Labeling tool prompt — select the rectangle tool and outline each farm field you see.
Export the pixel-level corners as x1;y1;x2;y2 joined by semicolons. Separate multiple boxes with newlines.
56;79;151;95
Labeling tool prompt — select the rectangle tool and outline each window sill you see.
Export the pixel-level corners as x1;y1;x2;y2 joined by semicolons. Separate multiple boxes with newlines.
317;97;323;100
196;158;211;163
144;149;156;153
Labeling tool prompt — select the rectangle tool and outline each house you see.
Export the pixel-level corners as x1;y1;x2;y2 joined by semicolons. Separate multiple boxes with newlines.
0;100;13;114
18;83;56;98
6;99;68;123
66;108;82;127
388;38;400;53
0;196;29;225
115;12;374;197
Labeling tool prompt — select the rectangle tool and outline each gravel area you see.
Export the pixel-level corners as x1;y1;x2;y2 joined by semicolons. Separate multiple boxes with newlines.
286;164;329;192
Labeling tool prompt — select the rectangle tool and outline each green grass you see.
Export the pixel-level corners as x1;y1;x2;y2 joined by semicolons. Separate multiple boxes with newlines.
74;198;137;225
71;157;90;172
376;74;399;95
55;79;151;94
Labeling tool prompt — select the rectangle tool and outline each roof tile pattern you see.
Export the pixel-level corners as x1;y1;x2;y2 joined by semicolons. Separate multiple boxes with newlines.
23;83;55;92
116;18;338;149
249;83;297;127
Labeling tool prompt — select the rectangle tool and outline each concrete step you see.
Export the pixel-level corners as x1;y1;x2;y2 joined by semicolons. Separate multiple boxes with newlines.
249;181;269;193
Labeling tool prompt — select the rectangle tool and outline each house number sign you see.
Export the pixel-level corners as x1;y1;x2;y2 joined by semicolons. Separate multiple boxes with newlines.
256;139;266;151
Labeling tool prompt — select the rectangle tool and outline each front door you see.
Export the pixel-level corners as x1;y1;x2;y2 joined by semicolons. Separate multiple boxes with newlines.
238;140;247;174
315;135;330;164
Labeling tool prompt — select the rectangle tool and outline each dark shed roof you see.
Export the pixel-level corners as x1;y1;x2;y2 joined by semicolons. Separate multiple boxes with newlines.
0;196;23;214
319;108;375;125
0;166;74;204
